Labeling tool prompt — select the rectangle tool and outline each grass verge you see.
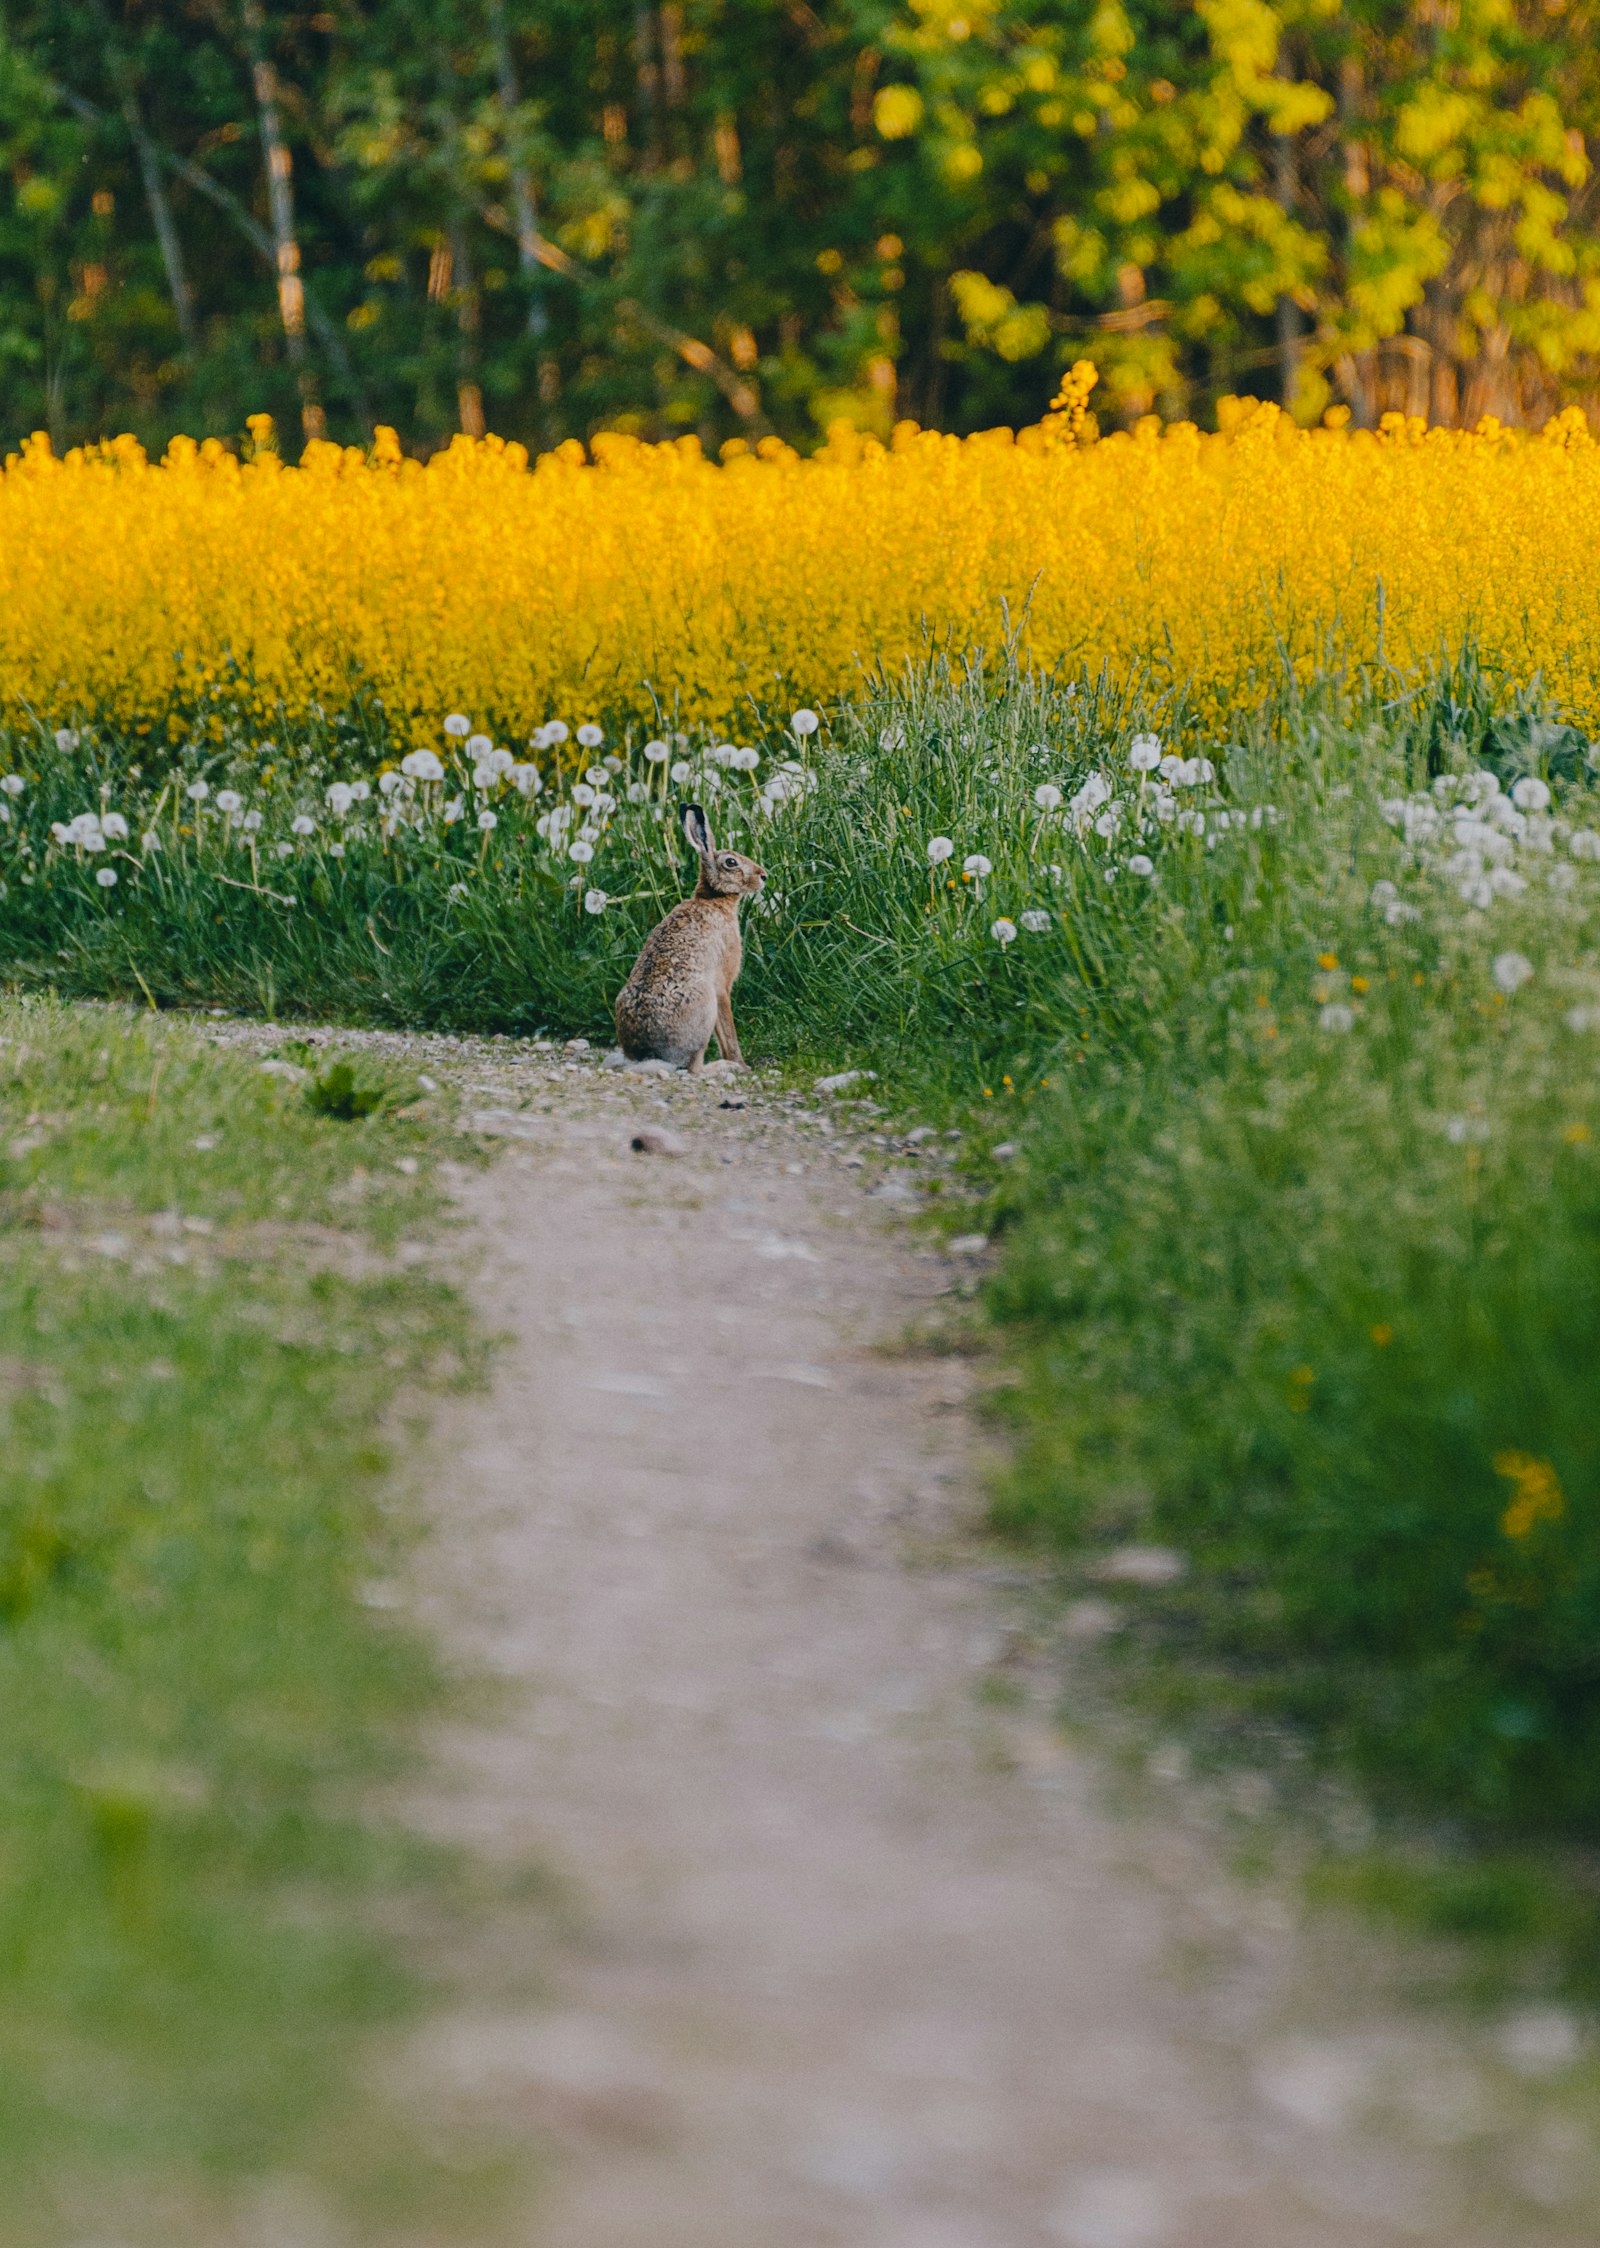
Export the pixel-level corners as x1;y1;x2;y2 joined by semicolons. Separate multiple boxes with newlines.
0;996;496;2246
6;655;1600;1888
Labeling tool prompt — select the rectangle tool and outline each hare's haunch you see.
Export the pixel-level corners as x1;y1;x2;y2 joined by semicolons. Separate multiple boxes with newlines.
614;804;765;1073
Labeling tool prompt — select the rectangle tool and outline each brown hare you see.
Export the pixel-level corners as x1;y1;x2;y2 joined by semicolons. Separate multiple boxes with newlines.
614;804;765;1071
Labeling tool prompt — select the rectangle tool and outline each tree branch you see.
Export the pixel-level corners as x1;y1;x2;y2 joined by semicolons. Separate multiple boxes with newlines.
45;73;372;434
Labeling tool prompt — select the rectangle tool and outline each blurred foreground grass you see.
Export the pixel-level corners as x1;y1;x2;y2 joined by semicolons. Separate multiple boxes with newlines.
0;999;497;2245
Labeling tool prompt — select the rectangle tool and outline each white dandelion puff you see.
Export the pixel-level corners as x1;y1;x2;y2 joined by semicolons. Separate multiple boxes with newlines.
991;917;1018;946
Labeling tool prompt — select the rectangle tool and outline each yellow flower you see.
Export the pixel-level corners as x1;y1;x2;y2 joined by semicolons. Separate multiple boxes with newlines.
9;395;1600;740
1494;1451;1565;1540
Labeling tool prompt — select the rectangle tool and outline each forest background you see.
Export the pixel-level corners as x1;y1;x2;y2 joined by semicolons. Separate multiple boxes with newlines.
2;0;1600;458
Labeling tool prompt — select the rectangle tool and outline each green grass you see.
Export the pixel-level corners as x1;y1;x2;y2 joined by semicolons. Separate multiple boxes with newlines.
0;997;501;2246
6;652;1600;1880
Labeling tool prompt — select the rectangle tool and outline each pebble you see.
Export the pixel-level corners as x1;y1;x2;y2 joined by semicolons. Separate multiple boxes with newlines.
1092;1545;1187;1588
630;1127;687;1157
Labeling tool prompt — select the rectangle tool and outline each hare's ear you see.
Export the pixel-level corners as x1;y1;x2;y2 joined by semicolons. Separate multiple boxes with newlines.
682;802;714;859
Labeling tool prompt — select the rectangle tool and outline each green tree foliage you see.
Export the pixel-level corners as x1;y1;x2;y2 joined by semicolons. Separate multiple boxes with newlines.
1;0;1598;453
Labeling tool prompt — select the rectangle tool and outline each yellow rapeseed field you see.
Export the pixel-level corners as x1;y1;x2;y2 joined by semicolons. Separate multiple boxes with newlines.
6;394;1600;745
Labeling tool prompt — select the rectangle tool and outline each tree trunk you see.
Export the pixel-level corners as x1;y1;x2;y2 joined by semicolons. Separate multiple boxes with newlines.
488;0;547;340
634;4;660;166
239;0;324;439
1338;55;1376;428
448;217;485;436
87;1;198;356
1272;128;1300;412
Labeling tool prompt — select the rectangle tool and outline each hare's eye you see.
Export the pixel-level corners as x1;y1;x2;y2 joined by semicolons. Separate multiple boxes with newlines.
721;856;738;869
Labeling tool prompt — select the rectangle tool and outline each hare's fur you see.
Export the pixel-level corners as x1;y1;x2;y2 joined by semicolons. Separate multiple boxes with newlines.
614;806;765;1072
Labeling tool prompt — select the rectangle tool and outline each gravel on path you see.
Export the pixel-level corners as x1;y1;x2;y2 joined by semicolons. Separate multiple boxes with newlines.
199;1017;1600;2247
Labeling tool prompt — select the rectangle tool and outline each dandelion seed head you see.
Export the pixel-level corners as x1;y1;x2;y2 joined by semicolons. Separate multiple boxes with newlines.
963;852;992;877
95;866;117;887
991;916;1017;946
442;713;471;737
583;887;608;914
1493;949;1534;993
577;723;603;749
927;835;955;865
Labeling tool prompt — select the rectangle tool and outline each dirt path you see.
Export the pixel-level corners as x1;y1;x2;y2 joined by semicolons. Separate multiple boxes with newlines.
350;1040;1595;2248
